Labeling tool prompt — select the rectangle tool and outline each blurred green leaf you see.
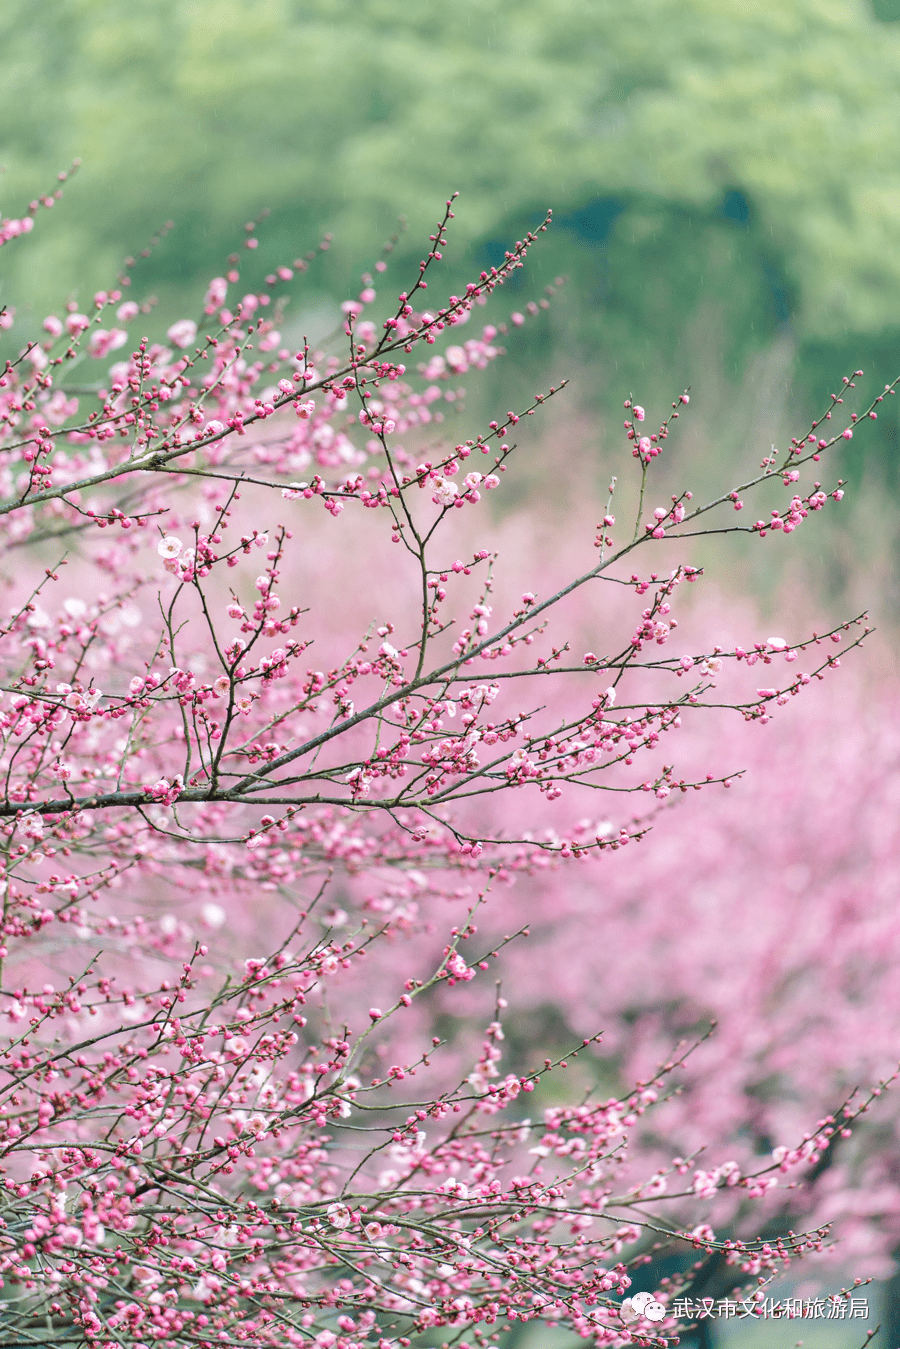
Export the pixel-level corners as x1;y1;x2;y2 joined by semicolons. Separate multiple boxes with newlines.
3;0;900;449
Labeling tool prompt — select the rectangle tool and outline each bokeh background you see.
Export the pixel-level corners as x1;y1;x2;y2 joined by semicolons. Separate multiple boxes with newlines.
4;1;900;1344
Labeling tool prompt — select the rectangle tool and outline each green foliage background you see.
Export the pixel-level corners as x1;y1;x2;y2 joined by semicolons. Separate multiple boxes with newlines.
4;0;900;461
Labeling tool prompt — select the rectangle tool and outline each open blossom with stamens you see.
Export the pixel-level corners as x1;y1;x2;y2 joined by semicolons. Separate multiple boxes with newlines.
327;1203;352;1229
345;767;371;797
432;477;459;506
157;536;182;559
60;684;100;711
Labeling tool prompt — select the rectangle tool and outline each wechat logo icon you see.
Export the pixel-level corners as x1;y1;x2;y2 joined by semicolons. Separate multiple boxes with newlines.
620;1290;666;1323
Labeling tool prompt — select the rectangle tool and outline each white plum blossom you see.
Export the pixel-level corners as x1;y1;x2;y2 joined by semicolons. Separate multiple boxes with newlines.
166;319;197;349
204;277;228;310
344;768;372;797
432;477;459;506
446;344;468;371
641;1172;668;1197
58;685;102;713
20;813;44;841
157;536;182;559
87;328;127;359
191;1275;223;1302
437;1178;469;1199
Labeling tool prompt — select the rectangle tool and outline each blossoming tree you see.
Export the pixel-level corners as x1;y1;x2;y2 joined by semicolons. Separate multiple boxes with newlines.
0;180;890;1348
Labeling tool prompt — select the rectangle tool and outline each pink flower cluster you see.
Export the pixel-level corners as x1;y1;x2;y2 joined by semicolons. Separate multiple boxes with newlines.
0;186;890;1346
